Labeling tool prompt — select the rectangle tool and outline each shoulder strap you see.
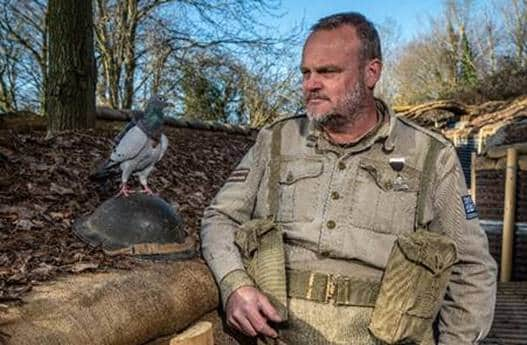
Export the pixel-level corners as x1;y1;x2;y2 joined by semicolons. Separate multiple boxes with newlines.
267;121;285;220
416;138;443;228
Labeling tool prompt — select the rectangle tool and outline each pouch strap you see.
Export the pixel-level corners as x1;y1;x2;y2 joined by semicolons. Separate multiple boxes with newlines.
416;139;443;229
234;218;277;258
267;122;285;219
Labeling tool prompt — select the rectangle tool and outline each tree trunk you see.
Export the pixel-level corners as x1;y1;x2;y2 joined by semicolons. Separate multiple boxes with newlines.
40;12;48;115
45;0;96;135
108;58;121;108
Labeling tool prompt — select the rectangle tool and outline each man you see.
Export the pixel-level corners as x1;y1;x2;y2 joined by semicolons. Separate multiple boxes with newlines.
201;12;497;345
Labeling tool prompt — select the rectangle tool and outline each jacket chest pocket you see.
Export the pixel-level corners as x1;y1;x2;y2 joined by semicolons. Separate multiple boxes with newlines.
349;157;420;235
277;158;324;222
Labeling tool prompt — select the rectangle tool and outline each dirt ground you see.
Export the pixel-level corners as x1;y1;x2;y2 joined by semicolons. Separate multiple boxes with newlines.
0;120;254;303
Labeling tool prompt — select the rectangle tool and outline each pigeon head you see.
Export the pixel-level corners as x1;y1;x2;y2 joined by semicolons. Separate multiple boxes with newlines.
145;95;171;115
139;95;172;138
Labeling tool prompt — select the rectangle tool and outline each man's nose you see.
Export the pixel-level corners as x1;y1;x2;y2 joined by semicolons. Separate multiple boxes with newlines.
303;73;322;91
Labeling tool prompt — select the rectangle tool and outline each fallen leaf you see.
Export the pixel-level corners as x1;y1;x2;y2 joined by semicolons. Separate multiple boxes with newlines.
31;263;57;277
13;219;34;231
0;126;253;301
0;206;35;219
31;163;53;172
70;262;99;273
49;212;65;220
49;183;74;195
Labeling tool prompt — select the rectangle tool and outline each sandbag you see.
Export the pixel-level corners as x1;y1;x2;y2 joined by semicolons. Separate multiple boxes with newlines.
0;261;219;345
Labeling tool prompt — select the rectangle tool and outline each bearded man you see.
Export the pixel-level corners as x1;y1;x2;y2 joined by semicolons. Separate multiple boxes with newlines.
201;12;496;345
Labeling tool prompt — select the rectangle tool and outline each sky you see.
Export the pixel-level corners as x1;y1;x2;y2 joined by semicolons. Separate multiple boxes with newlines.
270;0;445;42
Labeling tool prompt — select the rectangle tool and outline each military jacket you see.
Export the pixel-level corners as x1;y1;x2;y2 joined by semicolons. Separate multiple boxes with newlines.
201;100;497;345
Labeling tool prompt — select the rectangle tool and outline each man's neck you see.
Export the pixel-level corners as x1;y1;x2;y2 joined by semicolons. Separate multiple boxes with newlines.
322;103;379;145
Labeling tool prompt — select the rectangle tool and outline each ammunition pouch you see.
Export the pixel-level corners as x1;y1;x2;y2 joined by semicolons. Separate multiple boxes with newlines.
234;218;288;321
369;229;458;344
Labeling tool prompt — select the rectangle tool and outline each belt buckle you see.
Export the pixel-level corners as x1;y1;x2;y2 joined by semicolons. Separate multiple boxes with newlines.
324;274;338;303
305;271;316;300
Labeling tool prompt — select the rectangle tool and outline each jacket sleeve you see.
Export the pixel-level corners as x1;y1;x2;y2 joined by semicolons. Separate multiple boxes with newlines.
200;127;271;307
429;144;497;345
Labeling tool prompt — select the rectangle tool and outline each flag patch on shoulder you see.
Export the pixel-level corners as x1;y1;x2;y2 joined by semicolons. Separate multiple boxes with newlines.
226;168;250;183
461;195;478;220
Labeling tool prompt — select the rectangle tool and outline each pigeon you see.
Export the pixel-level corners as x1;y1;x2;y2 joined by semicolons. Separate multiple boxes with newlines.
91;95;170;197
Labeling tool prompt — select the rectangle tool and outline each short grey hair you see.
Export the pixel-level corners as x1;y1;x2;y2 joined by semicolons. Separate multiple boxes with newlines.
311;12;382;63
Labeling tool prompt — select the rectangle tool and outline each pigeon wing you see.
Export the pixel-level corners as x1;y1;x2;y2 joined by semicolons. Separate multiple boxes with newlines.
134;134;168;184
109;126;148;165
113;120;136;145
157;134;169;162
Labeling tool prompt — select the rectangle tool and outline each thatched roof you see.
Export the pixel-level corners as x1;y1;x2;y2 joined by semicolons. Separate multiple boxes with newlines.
396;96;527;145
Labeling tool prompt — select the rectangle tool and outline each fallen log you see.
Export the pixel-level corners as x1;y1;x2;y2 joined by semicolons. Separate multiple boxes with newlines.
0;108;254;135
95;107;254;135
0;261;219;345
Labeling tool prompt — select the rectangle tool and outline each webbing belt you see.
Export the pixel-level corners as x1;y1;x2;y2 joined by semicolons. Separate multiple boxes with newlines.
286;269;380;307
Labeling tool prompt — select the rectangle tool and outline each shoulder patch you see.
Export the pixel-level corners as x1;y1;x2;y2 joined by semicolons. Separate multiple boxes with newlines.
396;116;451;147
226;167;250;183
461;195;479;220
265;113;307;129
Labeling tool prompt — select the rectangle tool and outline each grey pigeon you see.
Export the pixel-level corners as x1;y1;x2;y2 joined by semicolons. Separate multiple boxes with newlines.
91;95;170;196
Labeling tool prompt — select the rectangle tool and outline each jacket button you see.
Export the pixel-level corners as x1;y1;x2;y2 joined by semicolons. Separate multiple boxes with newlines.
331;191;340;200
338;162;346;170
327;220;336;229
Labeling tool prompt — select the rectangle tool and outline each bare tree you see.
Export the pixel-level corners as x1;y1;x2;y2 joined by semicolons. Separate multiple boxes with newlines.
501;0;527;67
0;0;301;123
375;17;402;105
473;6;499;74
390;0;483;104
0;0;47;111
236;62;301;127
0;27;20;112
94;0;163;108
93;0;297;110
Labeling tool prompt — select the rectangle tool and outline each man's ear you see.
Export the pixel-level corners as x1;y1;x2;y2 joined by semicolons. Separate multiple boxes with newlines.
364;58;382;89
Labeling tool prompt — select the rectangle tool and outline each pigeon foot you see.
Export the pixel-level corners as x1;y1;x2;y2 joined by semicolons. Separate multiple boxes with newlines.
117;184;134;197
141;186;156;196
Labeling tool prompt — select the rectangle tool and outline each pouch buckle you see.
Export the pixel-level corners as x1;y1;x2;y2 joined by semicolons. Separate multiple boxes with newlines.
324;274;338;303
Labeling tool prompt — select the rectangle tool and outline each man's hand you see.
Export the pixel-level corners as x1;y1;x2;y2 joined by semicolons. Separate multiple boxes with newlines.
226;286;282;338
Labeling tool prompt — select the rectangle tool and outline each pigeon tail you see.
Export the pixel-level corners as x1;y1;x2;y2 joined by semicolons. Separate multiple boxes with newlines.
89;160;120;182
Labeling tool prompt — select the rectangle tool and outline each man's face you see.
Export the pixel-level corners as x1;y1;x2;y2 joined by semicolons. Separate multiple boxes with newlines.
301;25;368;125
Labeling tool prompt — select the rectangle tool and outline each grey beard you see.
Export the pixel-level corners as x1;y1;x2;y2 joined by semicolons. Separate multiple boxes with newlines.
310;112;343;129
307;79;365;130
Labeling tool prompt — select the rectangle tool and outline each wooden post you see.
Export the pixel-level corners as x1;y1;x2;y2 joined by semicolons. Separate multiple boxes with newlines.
500;148;518;282
471;151;477;203
477;132;484;154
170;321;213;345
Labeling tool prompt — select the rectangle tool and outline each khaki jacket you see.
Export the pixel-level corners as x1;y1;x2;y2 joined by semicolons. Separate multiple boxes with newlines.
201;101;497;345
